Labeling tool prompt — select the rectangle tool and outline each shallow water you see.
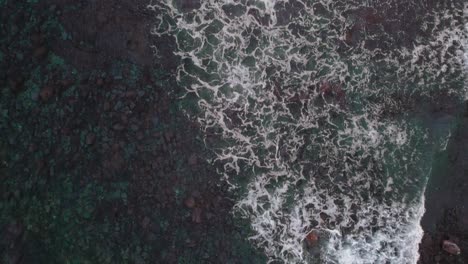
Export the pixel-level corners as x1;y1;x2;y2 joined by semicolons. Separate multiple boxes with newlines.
150;0;468;263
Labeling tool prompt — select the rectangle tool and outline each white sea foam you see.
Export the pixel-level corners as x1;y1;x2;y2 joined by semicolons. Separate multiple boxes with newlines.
463;2;468;99
149;0;467;263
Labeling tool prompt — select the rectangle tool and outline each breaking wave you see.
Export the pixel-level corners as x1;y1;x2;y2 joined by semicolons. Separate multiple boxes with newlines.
149;0;468;263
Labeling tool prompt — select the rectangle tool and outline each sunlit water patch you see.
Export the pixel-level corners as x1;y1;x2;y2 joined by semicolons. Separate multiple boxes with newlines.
149;0;468;263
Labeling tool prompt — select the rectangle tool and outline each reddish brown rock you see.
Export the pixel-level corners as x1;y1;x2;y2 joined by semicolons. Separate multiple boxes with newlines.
39;85;54;102
96;78;104;86
305;231;319;247
442;240;461;255
344;28;353;45
320;80;332;95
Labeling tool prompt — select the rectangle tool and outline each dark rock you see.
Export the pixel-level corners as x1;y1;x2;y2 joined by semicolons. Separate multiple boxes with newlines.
124;91;137;98
421;233;433;248
2;222;24;264
205;212;214;220
192;190;201;198
121;114;129;125
103;101;110;111
36;159;46;173
186;238;197;248
60;79;74;90
39;85;54;102
30;32;44;45
104;76;113;84
80;74;89;84
419;233;435;263
247;8;270;26
112;123;125;131
442;240;461;255
165;131;174;142
319;212;330;221
9;77;24;94
96;78;104;86
174;0;201;12
142;216;150;229
86;133;96;145
60;127;71;135
344;28;353;45
109;152;124;171
184;196;196;209
192;207;202;223
5;222;24;241
188;154;198;166
33;46;48;59
136;131;144;140
464;100;468;117
28;144;38;153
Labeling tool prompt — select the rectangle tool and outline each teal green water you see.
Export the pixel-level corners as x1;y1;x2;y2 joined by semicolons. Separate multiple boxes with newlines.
149;0;468;263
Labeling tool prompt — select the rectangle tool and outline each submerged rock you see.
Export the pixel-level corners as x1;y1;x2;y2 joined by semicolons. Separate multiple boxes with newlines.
305;231;319;247
442;240;461;255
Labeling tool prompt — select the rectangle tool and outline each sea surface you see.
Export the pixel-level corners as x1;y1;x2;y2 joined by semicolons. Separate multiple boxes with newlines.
150;0;468;263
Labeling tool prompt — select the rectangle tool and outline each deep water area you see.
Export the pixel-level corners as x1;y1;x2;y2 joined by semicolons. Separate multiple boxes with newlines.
0;0;468;264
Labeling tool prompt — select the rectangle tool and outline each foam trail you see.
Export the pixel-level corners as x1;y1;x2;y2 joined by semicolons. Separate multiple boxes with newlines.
464;3;468;99
149;0;468;263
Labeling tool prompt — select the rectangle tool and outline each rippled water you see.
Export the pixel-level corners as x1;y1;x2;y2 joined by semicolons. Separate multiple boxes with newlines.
149;0;468;263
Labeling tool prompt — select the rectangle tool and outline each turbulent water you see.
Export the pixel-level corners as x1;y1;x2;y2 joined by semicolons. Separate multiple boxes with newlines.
149;0;468;263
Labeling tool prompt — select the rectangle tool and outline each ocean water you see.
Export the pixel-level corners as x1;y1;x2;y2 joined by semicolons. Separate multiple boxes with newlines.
464;3;468;99
149;0;468;263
